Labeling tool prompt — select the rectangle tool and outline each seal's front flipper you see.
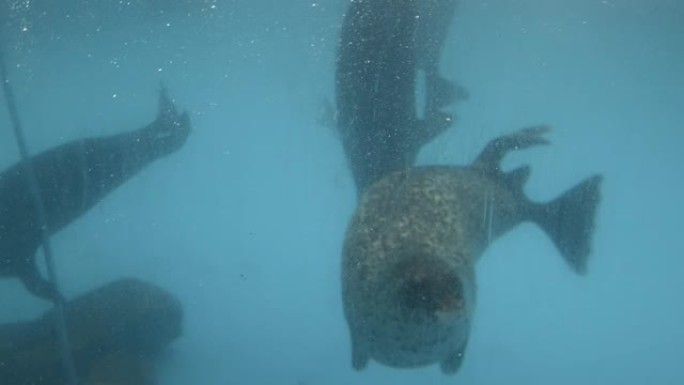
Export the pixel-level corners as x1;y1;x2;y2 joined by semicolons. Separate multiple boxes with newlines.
350;332;370;370
415;110;454;147
316;96;338;132
425;74;468;115
18;262;65;304
440;339;468;374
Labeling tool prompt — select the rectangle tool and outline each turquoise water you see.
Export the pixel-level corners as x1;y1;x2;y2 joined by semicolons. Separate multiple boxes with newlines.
0;1;682;384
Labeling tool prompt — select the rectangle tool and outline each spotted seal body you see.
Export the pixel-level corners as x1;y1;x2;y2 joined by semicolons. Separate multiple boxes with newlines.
0;89;190;302
342;126;602;373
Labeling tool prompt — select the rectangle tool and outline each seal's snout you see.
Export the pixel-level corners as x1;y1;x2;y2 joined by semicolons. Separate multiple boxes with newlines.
396;255;465;321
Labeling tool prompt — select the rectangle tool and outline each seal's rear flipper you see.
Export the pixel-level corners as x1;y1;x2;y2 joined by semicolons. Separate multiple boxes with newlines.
157;86;179;125
531;175;603;275
147;87;191;156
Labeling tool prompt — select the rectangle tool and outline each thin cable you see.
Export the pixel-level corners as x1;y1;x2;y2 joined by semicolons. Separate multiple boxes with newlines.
0;47;80;385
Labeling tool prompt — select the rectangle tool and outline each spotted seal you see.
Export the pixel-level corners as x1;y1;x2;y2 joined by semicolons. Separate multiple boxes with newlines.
342;126;602;373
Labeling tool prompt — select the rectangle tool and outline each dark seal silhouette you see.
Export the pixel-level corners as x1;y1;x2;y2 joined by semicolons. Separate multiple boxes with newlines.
342;126;602;373
335;0;459;195
0;89;190;302
0;278;183;384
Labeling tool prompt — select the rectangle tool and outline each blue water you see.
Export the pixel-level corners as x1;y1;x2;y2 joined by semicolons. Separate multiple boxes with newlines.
0;0;682;384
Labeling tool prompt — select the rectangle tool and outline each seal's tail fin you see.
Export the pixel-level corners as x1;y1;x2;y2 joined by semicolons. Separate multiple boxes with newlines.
145;86;191;156
156;86;180;126
530;175;603;275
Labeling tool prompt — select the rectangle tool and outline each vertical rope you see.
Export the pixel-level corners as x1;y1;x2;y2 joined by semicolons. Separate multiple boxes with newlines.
0;47;80;385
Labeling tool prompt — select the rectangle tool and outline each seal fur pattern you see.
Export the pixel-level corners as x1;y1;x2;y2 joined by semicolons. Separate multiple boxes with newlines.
342;126;602;373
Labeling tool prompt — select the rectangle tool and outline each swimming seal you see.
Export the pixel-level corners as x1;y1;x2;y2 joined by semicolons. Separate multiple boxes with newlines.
335;0;458;195
0;89;190;302
342;126;602;373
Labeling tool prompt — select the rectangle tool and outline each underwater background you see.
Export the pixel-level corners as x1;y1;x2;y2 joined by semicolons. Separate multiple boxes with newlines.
0;0;682;384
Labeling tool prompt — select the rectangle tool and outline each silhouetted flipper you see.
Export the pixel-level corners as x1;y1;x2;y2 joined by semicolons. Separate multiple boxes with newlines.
473;126;602;274
0;88;191;302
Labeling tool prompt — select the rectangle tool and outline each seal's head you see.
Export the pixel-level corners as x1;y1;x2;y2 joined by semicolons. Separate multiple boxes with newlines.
360;249;474;370
392;254;469;325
